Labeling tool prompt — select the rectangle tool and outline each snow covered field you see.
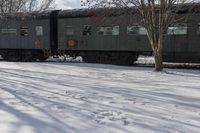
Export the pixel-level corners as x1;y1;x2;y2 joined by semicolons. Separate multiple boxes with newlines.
0;62;200;133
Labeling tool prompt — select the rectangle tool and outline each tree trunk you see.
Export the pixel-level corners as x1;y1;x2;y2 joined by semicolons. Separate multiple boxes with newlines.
153;48;163;71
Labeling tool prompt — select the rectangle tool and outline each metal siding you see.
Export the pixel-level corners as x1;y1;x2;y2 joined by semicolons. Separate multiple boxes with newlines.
57;12;200;55
58;16;151;52
0;20;19;49
0;18;50;50
187;15;200;52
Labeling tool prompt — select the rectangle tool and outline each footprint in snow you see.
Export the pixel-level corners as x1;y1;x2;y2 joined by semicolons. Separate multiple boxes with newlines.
56;105;66;109
51;104;66;110
109;101;116;104
92;110;130;126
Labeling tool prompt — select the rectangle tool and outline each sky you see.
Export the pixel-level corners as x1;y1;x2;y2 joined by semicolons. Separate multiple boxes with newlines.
55;0;83;9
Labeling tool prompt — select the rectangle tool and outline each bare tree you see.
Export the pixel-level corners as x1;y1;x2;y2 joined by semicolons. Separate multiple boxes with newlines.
23;0;55;12
82;0;196;71
0;0;55;13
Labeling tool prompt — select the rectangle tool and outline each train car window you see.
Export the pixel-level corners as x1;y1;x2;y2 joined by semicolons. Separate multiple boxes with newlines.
1;29;17;35
36;26;43;36
97;26;119;35
83;25;92;36
66;26;74;36
127;26;147;35
21;27;28;36
112;26;119;35
168;26;187;35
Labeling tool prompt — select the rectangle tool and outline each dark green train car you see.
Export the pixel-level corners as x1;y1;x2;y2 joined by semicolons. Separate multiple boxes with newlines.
57;9;151;65
0;10;58;61
57;7;200;65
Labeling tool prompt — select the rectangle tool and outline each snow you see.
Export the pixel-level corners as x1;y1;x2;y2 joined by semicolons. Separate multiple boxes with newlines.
135;55;155;64
46;55;83;62
0;61;200;133
0;55;3;60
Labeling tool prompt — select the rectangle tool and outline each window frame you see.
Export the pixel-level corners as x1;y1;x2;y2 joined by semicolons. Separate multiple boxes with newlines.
97;25;119;36
66;26;74;36
197;23;200;35
0;28;17;35
83;25;92;36
35;26;43;36
127;25;147;35
167;25;188;35
20;26;28;36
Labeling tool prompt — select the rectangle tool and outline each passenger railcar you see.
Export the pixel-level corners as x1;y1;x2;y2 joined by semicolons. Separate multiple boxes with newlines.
57;6;200;65
57;9;148;65
0;5;200;65
0;10;58;61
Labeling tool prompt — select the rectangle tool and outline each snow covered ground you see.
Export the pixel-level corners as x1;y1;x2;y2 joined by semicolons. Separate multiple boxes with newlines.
0;62;200;133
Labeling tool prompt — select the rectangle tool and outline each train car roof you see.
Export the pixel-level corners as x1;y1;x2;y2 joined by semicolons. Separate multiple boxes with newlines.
58;8;128;18
58;3;200;18
1;10;57;20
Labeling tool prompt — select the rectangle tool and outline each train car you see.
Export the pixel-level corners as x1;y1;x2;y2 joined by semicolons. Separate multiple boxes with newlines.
57;9;147;65
0;5;199;64
57;6;200;65
0;10;59;61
